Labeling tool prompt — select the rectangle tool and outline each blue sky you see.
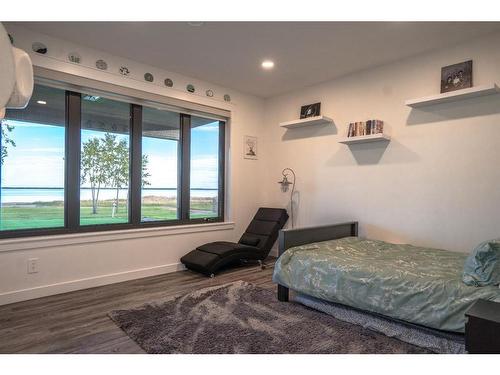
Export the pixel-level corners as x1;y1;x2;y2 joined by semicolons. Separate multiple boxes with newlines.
1;120;219;189
1;121;65;188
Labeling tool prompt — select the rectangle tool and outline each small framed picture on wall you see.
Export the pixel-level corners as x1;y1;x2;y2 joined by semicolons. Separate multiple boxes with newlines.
244;135;258;160
300;102;321;119
440;60;473;93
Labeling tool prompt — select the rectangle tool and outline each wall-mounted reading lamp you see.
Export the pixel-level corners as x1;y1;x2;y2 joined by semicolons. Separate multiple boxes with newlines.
278;168;296;228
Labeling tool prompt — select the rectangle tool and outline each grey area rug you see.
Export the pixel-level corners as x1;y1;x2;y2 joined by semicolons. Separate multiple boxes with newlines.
294;293;465;354
109;281;430;354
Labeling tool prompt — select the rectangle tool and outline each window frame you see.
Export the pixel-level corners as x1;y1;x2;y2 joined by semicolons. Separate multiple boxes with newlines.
186;116;226;223
0;83;226;239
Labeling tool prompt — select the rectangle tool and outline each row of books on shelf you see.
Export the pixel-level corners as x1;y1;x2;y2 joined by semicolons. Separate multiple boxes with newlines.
347;120;384;137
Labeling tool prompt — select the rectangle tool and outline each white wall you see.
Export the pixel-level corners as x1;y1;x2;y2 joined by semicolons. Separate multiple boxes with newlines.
0;25;266;305
262;30;500;253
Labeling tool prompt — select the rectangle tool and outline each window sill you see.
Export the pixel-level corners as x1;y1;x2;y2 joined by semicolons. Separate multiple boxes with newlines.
0;221;235;253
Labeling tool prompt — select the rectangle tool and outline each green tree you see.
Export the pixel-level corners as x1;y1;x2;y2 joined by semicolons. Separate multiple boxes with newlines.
0;120;16;166
81;132;150;216
101;133;151;213
101;133;128;213
142;154;151;188
81;137;107;214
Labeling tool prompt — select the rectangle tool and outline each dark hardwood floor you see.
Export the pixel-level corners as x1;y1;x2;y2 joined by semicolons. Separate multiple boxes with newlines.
0;260;276;353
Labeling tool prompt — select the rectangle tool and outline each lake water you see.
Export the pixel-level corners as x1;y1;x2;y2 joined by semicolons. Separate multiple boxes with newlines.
0;188;218;204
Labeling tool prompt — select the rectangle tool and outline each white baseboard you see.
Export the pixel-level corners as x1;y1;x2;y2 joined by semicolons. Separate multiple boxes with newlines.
0;262;186;306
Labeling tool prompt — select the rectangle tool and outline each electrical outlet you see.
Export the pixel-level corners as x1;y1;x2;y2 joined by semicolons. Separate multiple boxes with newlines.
27;258;39;274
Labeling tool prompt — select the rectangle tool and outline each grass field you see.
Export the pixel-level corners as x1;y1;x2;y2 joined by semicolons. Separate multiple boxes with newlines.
0;197;217;231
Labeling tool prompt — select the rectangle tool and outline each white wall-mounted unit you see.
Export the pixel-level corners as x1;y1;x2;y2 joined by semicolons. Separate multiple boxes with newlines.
279;115;333;129
338;133;391;145
405;84;500;108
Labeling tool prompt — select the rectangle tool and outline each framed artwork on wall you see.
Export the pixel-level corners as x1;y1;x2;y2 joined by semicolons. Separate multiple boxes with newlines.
300;102;321;119
440;60;473;93
244;135;258;160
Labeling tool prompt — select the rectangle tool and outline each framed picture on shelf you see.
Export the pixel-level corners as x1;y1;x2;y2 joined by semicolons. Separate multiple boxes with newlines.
440;60;473;93
300;102;321;119
244;135;258;160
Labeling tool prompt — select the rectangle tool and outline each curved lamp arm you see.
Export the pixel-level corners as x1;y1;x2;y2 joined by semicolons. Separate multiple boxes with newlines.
278;167;296;228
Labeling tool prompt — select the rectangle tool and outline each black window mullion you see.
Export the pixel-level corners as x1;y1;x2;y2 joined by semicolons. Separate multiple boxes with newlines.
65;91;81;230
176;116;182;220
179;114;191;221
218;121;226;220
130;104;142;225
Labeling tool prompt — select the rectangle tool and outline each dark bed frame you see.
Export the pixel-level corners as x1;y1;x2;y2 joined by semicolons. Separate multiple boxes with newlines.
275;222;470;341
277;221;358;302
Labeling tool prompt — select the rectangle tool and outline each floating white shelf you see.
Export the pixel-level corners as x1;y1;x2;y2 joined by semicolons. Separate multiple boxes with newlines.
279;115;333;129
405;84;500;108
339;133;391;145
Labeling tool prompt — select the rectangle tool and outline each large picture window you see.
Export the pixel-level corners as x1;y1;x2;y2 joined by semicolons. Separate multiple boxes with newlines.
0;82;225;238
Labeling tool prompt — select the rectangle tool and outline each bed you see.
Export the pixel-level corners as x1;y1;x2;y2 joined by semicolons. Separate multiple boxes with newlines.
273;222;500;334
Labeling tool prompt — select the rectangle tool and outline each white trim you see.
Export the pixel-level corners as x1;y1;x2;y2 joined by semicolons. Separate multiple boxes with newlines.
0;221;235;253
34;66;232;119
0;262;186;306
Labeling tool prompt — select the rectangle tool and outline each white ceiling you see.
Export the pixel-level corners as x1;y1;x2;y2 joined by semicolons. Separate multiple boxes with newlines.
12;22;500;98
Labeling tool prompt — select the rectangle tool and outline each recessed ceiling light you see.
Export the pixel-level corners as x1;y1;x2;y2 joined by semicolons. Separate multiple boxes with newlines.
261;60;275;70
37;100;47;105
187;22;204;27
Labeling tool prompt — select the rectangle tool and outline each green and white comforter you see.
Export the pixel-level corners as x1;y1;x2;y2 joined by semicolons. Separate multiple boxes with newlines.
273;237;500;332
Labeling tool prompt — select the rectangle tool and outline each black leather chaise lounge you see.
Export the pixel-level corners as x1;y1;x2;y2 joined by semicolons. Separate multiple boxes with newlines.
180;207;288;277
